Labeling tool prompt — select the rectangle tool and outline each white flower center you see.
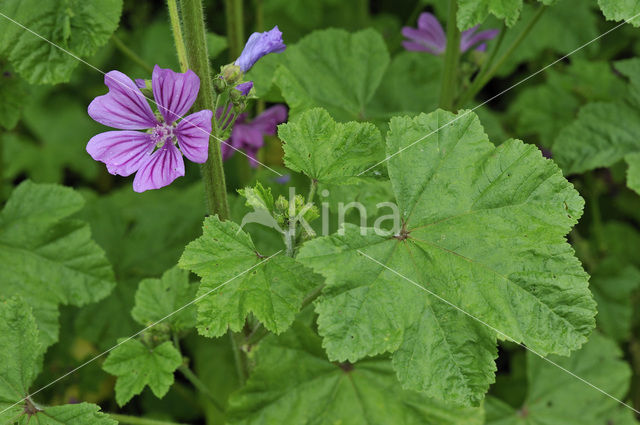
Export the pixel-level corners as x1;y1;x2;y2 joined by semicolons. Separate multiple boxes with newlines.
150;123;176;148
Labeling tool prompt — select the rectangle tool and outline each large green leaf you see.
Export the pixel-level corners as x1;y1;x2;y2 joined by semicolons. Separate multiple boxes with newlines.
227;317;484;425
485;333;638;425
457;0;554;30
0;181;115;347
0;64;27;130
0;0;123;84
132;266;197;332
598;0;640;27
279;108;384;184
273;28;390;122
0;297;115;425
179;216;319;337
102;339;182;407
298;110;595;406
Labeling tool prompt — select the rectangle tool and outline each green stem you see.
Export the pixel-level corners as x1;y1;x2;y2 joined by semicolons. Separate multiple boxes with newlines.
307;179;318;205
225;0;245;59
228;330;248;385
167;0;189;72
439;0;461;110
180;0;230;219
457;6;546;107
111;34;153;73
108;413;187;425
178;365;225;412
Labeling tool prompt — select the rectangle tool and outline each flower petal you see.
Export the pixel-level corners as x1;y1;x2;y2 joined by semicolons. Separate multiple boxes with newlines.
175;110;213;163
235;81;254;96
247;104;288;135
234;26;286;72
86;131;154;176
152;65;200;124
88;71;157;130
401;27;445;54
417;13;446;47
460;28;499;52
133;143;185;192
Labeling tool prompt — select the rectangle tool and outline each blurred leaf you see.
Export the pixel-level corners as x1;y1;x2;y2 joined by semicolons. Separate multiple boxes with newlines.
485;333;639;425
102;339;182;407
227;317;484;425
0;0;123;84
207;32;228;60
0;64;27;130
0;181;115;347
598;0;640;27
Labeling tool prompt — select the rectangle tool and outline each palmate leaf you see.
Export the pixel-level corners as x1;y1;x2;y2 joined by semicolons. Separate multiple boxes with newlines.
457;0;555;30
102;339;182;407
485;333;638;425
0;181;115;347
298;109;595;406
179;216;320;338
0;297;115;425
0;0;123;84
132;266;197;332
227;316;484;425
279;108;384;184
597;0;640;27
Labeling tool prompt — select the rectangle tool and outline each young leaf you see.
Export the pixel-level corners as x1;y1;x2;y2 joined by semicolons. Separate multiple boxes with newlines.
132;266;197;332
457;0;554;30
486;333;638;425
238;181;276;215
298;110;595;406
0;0;123;84
102;339;182;407
279;108;384;184
0;181;115;347
179;216;319;337
0;297;115;424
227;318;484;425
598;0;640;27
273;28;390;122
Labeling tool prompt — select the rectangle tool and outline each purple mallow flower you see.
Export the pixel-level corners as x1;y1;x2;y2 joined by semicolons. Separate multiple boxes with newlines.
402;13;499;55
234;26;286;72
87;65;212;192
220;105;287;167
235;81;254;96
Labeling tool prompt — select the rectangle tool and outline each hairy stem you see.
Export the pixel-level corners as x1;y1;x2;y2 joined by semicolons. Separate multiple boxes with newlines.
457;6;546;107
439;0;461;110
225;0;245;58
108;413;187;425
167;0;189;72
111;34;153;73
180;0;230;219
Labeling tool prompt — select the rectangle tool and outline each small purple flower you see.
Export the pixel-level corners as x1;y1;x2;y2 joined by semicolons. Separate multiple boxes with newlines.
234;26;286;72
221;105;288;167
235;81;254;96
402;13;499;55
87;65;212;192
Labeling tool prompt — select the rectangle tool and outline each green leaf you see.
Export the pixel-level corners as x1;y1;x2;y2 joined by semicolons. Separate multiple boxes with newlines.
457;0;523;29
279;108;384;184
179;216;319;337
0;65;27;130
227;318;484;425
132;266;197;332
0;0;123;84
102;339;182;407
627;152;640;195
0;181;115;347
238;181;276;215
485;333;638;425
206;32;228;59
598;0;640;27
0;297;43;422
298;110;595;406
0;298;115;425
273;29;390;122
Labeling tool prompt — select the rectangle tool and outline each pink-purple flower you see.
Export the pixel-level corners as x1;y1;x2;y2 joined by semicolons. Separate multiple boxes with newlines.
235;81;254;96
402;13;499;55
234;26;286;72
220;105;287;167
87;65;212;192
